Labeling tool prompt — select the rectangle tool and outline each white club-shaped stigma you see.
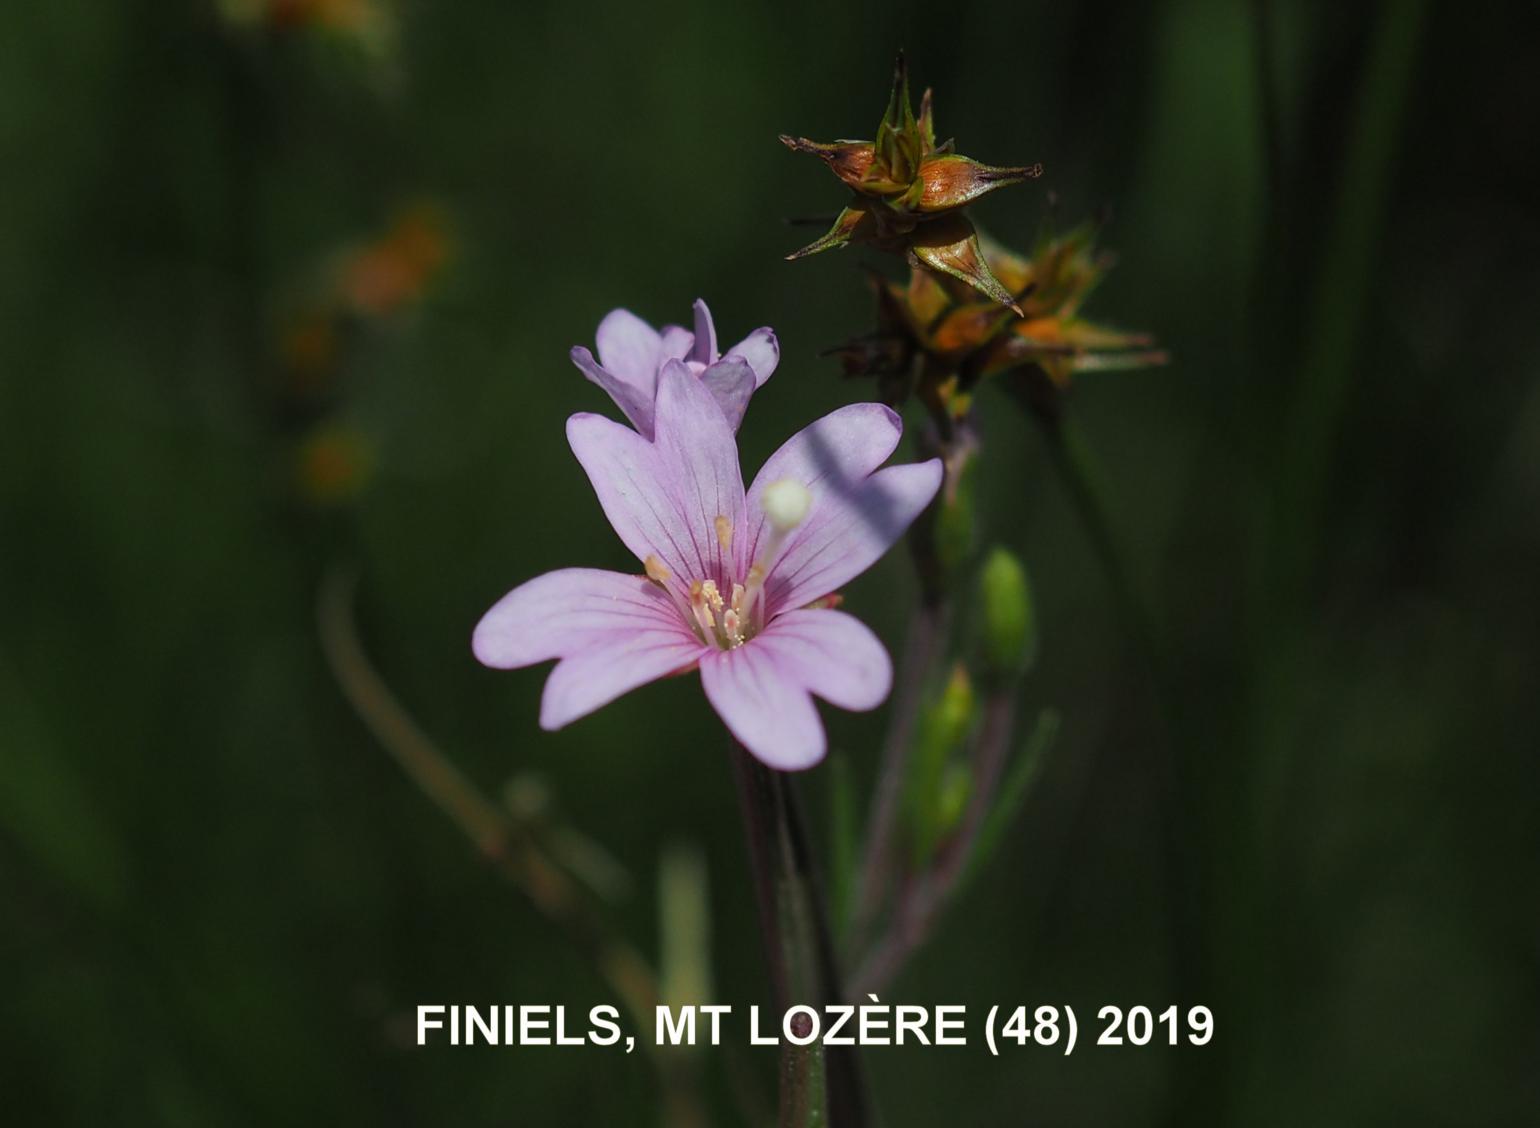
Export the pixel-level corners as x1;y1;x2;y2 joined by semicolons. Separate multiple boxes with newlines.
762;478;813;533
739;478;813;626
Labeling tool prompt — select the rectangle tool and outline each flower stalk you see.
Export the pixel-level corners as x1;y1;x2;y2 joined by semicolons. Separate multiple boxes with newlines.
731;746;869;1128
318;567;662;1029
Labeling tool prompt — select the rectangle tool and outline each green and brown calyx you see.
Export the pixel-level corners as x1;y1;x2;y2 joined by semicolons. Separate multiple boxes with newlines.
781;53;1042;313
832;219;1169;427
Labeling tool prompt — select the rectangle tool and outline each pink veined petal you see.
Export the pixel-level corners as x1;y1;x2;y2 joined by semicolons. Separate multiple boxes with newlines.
698;609;890;769
757;608;892;709
688;298;717;366
594;308;662;389
738;403;942;609
471;568;708;730
699;640;826;771
763;461;941;614
571;345;656;436
566;365;746;594
649;361;746;587
724;327;779;387
659;324;694;361
742;403;905;570
566;413;710;598
698;357;757;433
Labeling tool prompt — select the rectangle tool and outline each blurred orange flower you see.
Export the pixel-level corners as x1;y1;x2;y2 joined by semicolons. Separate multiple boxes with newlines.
295;424;374;505
336;204;451;318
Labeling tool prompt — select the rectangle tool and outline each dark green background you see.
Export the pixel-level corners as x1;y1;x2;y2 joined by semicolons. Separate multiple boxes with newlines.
2;0;1536;1124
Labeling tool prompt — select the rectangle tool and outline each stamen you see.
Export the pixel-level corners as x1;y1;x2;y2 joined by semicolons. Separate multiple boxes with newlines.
644;555;671;585
741;562;768;623
689;580;717;642
714;515;733;551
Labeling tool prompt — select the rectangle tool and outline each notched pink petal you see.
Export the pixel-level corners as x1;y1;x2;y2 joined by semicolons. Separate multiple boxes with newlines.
473;568;707;730
650;363;746;587
566;411;705;593
764;459;943;613
700;644;826;770
472;567;695;667
594;308;662;388
571;345;656;437
697;609;893;769
699;357;757;433
659;325;694;361
740;401;911;575
725;327;779;387
753;608;892;712
539;636;704;730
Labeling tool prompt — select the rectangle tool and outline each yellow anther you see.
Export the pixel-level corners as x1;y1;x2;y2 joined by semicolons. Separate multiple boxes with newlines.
644;555;671;584
715;515;734;551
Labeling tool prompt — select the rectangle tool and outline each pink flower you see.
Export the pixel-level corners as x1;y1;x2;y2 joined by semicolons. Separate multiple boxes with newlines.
473;363;942;770
569;299;779;437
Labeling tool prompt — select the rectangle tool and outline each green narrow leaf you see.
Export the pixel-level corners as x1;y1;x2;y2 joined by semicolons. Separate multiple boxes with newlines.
961;708;1061;891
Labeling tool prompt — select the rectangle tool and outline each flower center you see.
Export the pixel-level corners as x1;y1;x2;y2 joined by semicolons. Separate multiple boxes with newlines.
689;578;752;649
651;479;814;651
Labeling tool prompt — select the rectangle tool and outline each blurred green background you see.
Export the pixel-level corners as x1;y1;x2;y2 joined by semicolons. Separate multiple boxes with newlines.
2;0;1537;1124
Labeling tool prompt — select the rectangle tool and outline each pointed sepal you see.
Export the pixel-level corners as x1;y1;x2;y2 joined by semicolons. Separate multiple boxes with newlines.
778;135;877;192
908;215;1024;315
785;203;872;259
917;86;937;153
873;51;922;183
917;154;1044;213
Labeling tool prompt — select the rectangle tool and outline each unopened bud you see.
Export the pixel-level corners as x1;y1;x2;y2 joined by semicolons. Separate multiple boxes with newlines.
906;664;977;863
930;664;976;748
979;548;1036;681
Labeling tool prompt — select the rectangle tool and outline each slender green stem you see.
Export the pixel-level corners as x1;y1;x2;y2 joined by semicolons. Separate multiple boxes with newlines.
850;598;949;945
852;417;964;952
731;746;868;1128
850;685;1019;996
319;566;711;1118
